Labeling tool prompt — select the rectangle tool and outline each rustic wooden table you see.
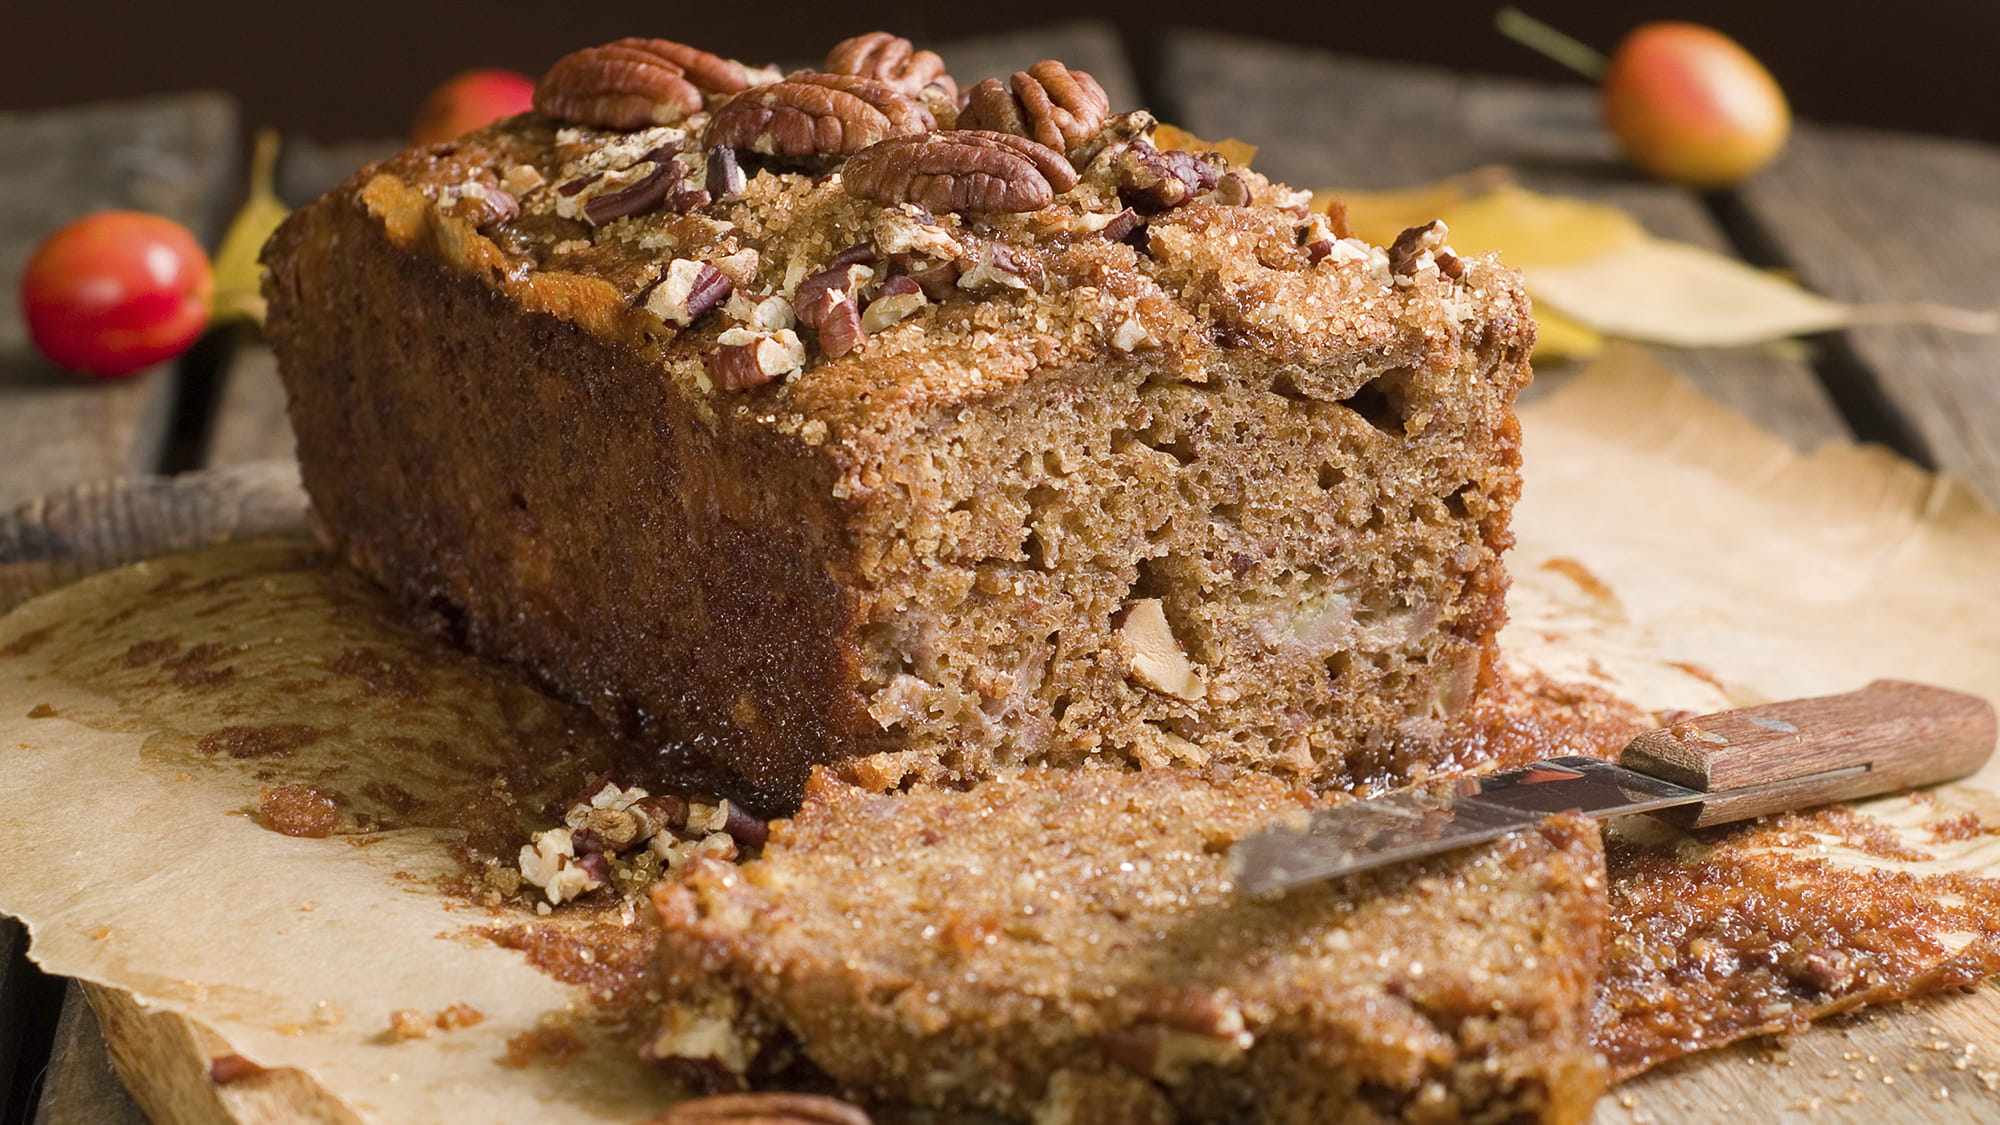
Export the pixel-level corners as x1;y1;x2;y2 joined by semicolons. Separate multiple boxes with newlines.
2;21;1996;1125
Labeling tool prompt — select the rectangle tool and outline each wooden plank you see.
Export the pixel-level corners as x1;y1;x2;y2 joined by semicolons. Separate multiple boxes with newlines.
1156;33;1848;453
83;983;356;1125
1597;987;2000;1124
203;343;294;469
1734;125;2000;504
0;94;237;510
32;988;146;1125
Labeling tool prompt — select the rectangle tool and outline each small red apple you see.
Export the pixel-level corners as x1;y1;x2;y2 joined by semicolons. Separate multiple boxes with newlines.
1601;23;1791;189
20;211;213;379
410;68;536;146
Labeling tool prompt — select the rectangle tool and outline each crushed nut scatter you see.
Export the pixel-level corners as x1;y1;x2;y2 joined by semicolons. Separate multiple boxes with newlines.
395;30;1480;399
516;780;762;907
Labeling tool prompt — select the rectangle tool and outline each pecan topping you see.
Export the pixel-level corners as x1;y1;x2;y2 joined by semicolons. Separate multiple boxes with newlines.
705;74;932;157
1210;171;1253;207
1115;141;1219;213
536;39;753;129
798;291;864;359
705;144;746;199
643;1092;872;1125
1388;219;1465;279
794;262;872;360
845;130;1076;214
583;162;679;225
1097;207;1141;242
957;60;1109;156
707;329;805;392
825;32;956;101
862;275;927;332
645;259;733;326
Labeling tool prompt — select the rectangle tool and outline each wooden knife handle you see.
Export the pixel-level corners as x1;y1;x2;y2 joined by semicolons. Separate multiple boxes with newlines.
1618;680;1997;827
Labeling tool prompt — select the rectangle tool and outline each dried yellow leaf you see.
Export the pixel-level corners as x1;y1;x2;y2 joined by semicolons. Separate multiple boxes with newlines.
1315;172;1995;354
210;129;289;327
1323;173;1639;265
1529;306;1605;361
1152;122;1257;169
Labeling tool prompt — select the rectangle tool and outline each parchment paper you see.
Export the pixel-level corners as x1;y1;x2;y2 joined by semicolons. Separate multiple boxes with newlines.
1;345;1998;1123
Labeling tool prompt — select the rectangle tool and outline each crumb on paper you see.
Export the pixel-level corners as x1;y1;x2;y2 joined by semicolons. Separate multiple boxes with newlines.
436;1002;484;1030
388;1009;434;1040
502;1023;584;1069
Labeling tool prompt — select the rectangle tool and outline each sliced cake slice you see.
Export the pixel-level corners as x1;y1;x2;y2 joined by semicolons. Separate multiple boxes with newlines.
648;769;1609;1123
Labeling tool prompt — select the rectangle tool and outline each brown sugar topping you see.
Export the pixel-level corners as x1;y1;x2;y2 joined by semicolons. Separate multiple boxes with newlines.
368;30;1486;400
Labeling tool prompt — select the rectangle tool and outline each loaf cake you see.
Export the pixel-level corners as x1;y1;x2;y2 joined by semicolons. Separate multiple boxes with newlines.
264;32;1536;811
648;768;1608;1123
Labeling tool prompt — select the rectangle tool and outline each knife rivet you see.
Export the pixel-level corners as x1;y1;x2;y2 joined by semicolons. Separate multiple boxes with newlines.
1748;715;1800;733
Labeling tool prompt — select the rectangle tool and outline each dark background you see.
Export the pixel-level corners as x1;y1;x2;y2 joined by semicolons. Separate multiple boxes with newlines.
7;1;1997;143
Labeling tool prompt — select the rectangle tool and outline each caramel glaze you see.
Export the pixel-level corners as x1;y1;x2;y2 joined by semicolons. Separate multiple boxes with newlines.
1598;805;2000;1078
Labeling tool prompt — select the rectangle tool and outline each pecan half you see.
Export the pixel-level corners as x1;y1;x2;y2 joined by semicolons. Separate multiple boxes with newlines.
845;130;1077;214
705;74;932;157
536;39;754;129
642;1092;872;1125
825;32;956;101
957;60;1109;156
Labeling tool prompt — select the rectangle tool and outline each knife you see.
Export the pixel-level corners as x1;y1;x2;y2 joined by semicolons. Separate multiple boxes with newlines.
1230;680;1998;898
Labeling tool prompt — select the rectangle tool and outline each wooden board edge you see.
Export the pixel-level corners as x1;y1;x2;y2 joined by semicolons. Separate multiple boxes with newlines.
84;983;361;1125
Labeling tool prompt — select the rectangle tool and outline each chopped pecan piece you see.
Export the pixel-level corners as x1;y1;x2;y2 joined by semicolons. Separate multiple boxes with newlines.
705;74;932;157
707;329;805;391
583;161;680;226
861;275;927;332
958;60;1110;157
825;31;955;101
704;144;746;199
1115;141;1219;214
1209;171;1253;207
1097;207;1141;242
901;258;962;300
794;262;874;315
642;1092;873;1125
1388;219;1464;280
795;275;866;360
957;239;1042;291
845;130;1077;214
645;260;733;326
536;39;753;129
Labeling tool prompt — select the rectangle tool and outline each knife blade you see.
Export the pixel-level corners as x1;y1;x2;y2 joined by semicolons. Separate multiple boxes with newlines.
1230;679;1997;898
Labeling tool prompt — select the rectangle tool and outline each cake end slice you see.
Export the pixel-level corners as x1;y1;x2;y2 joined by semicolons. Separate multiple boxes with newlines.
649;769;1608;1123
